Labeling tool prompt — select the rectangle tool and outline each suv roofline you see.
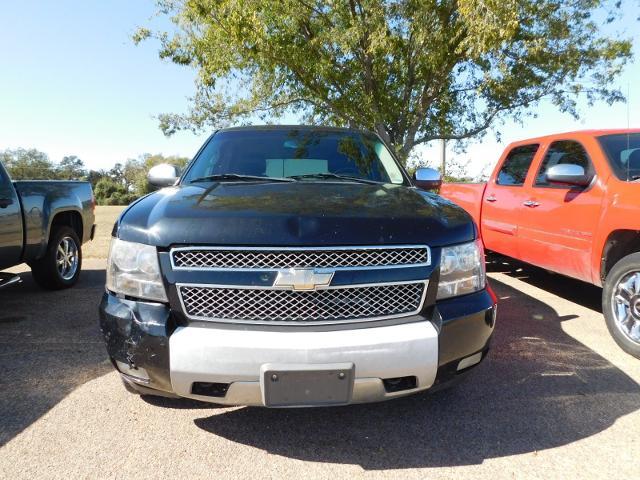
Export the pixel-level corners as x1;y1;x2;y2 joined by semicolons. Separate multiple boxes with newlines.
217;124;377;136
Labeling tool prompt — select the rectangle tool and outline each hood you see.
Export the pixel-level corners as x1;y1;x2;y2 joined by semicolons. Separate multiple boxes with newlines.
115;182;474;248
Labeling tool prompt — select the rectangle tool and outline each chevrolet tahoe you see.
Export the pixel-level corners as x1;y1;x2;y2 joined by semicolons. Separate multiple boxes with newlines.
99;126;496;407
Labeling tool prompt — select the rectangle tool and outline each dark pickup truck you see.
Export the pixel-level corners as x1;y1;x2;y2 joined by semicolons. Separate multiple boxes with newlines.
0;160;95;289
100;126;496;407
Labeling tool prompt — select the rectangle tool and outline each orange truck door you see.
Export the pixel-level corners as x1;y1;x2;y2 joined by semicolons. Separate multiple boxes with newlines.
480;144;540;259
517;139;605;282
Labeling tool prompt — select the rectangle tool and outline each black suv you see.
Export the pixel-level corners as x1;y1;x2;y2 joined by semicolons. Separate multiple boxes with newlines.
99;126;496;407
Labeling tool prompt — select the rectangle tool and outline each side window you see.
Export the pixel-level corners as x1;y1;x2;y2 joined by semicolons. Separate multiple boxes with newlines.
535;140;594;187
0;163;12;191
496;144;539;186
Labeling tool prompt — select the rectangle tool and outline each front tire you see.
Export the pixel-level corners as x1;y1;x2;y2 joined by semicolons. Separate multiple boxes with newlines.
31;226;82;290
602;252;640;359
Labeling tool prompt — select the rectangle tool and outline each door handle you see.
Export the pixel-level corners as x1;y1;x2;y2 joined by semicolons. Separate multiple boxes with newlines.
523;200;540;208
485;195;497;202
0;198;13;209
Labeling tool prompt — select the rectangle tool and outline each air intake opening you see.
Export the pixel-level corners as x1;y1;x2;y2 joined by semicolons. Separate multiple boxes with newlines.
191;382;230;398
382;376;417;393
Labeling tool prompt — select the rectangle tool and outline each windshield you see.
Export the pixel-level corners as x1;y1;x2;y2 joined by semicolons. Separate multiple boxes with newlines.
598;133;640;181
182;129;407;185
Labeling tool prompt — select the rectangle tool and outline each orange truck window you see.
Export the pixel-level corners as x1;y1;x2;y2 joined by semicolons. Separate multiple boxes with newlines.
535;140;595;187
496;144;539;186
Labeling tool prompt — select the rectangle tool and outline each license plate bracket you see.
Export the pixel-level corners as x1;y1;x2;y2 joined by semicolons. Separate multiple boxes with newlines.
260;363;355;407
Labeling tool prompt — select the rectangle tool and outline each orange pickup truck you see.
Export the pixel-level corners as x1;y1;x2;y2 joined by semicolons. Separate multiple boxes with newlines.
441;129;640;358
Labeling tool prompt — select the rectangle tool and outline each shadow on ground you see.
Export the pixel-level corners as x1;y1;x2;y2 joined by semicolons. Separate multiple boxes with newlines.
0;269;110;446
2;260;638;468
486;254;603;312
193;275;640;469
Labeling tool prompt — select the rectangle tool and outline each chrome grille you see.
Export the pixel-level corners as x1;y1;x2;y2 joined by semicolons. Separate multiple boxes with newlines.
178;282;426;325
172;246;429;270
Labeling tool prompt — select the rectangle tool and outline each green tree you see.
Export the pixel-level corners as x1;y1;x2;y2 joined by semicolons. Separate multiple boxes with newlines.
108;163;126;185
57;155;87;180
1;148;57;180
86;169;109;190
94;177;137;206
136;0;632;163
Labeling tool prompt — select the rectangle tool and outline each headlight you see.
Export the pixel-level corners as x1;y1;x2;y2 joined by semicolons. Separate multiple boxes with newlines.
106;238;168;302
437;239;486;300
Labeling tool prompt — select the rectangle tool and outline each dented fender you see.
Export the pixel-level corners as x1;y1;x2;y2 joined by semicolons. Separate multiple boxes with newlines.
99;293;174;393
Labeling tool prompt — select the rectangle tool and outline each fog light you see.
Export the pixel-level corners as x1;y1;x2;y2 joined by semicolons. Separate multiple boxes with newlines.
115;360;150;382
191;382;230;398
382;376;418;393
457;352;483;371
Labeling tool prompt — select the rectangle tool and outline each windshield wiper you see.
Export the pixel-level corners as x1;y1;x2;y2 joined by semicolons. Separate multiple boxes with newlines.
289;173;382;185
189;174;295;183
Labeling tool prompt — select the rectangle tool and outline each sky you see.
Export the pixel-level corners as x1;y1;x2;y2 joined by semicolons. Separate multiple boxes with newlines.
0;1;638;175
0;1;209;170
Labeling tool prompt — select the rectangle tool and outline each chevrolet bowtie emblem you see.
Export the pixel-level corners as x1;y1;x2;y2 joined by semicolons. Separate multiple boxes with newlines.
273;268;335;291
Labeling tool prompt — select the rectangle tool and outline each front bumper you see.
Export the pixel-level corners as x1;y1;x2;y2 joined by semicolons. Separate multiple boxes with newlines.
99;288;496;406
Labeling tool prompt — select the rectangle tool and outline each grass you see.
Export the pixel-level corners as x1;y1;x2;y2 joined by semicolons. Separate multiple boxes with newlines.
83;206;126;259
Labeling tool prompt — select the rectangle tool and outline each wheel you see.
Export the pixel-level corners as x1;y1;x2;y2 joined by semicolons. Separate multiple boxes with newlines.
31;226;82;290
602;252;640;359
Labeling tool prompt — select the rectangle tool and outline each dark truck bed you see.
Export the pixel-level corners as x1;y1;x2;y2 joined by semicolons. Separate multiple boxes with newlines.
12;180;95;263
1;159;95;288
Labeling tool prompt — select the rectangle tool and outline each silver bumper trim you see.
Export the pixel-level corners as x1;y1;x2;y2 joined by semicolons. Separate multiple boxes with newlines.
169;321;439;406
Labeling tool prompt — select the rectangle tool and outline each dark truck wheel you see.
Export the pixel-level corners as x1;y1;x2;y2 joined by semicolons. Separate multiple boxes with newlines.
603;252;640;359
31;226;82;290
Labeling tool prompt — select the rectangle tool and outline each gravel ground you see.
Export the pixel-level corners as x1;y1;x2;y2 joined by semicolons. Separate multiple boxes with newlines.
0;208;638;479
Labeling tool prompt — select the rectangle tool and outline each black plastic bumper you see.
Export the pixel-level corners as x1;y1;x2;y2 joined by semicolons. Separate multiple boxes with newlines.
432;287;496;386
99;293;175;394
99;286;496;397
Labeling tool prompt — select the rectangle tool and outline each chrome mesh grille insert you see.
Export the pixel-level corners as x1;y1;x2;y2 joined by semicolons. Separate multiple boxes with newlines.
178;282;426;324
172;247;429;270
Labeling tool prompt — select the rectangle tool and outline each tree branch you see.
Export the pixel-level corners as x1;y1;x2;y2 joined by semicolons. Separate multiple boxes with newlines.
414;91;554;144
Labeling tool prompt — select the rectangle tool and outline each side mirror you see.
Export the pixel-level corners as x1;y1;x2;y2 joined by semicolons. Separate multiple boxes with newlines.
148;164;180;188
413;167;442;191
546;164;591;187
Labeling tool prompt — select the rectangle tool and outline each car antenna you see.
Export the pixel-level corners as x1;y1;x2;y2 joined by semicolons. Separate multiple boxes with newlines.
627;80;631;181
